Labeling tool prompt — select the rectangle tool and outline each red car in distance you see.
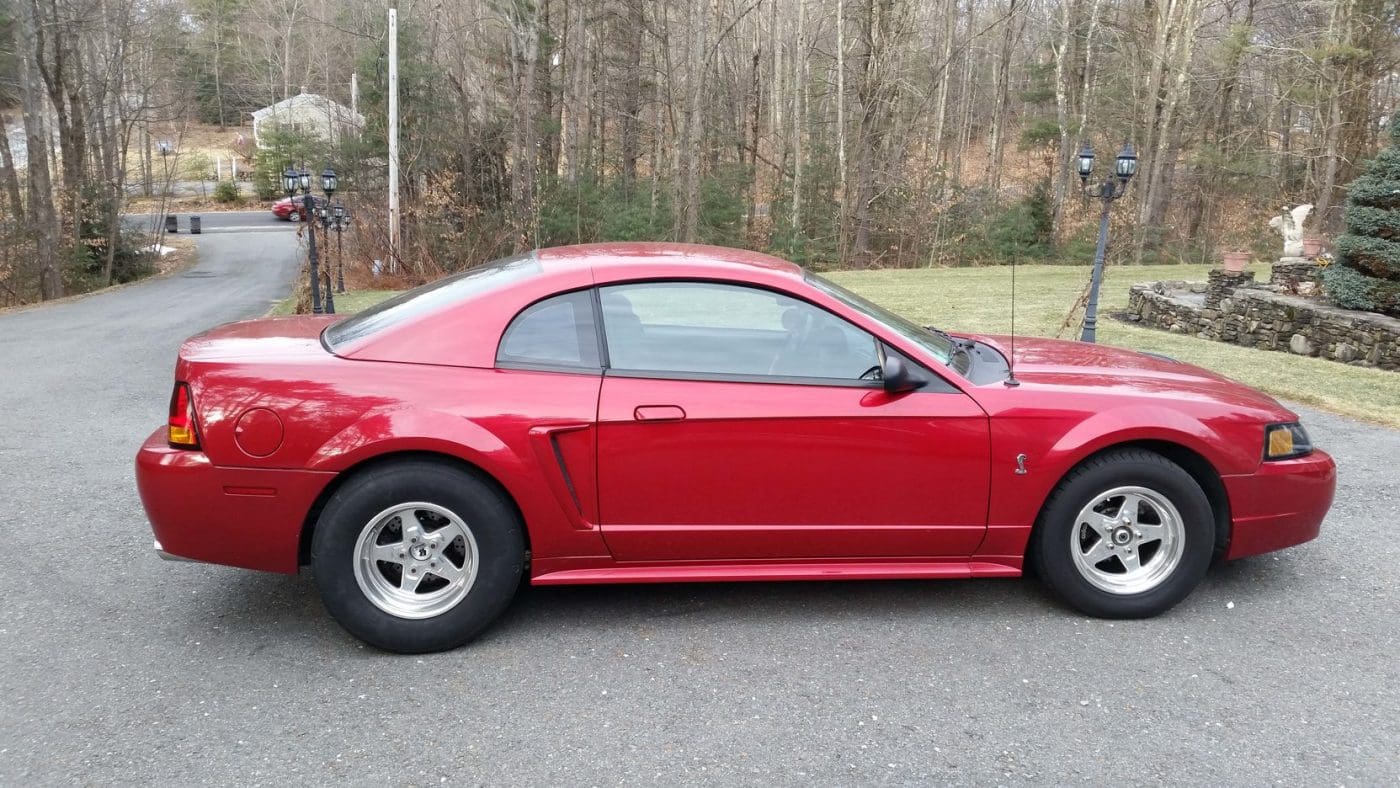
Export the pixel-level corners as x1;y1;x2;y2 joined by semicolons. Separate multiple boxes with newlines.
270;195;326;221
136;243;1336;653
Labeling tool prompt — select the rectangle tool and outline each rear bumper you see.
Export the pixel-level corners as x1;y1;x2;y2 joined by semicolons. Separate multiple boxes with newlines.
1222;449;1336;560
153;539;196;562
135;428;334;573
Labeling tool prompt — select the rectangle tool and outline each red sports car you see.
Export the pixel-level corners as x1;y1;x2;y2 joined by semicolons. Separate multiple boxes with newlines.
136;243;1336;653
270;195;325;221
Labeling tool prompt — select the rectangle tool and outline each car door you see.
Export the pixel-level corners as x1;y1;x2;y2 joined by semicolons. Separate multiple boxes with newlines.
594;280;990;562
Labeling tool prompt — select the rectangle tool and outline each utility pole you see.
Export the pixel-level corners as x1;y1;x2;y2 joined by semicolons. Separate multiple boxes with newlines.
387;3;400;273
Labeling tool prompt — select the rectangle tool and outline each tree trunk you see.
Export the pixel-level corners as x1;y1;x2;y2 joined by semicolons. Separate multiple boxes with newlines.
16;0;62;300
1051;0;1100;240
789;0;807;246
836;0;849;255
1314;0;1388;232
508;3;540;249
0;114;25;221
851;0;905;265
746;44;762;240
1135;0;1202;260
677;0;709;243
986;0;1020;197
618;0;645;191
561;0;586;183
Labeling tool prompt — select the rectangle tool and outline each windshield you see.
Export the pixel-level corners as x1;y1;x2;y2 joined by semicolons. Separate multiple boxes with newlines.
806;272;954;364
324;252;539;349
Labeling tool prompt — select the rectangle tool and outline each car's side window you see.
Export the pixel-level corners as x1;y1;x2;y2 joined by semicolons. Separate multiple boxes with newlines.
497;290;601;371
599;281;879;382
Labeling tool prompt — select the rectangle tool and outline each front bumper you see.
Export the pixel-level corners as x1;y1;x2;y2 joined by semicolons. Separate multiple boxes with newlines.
135;428;335;573
1222;449;1336;560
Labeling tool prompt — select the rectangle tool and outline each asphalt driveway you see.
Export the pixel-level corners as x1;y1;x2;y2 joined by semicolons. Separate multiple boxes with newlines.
123;209;291;235
0;231;1395;784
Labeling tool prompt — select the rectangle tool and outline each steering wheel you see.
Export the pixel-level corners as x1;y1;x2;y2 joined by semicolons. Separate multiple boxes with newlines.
859;364;882;382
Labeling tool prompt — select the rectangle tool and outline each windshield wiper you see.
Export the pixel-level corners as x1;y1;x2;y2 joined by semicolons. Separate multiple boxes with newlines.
924;325;974;367
923;325;952;343
924;325;974;351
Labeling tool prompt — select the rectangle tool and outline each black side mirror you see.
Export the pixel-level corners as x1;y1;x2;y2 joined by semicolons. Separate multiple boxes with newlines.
881;351;924;394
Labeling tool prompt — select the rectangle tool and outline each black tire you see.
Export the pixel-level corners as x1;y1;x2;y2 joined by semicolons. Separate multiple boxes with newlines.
311;460;525;653
1030;448;1214;618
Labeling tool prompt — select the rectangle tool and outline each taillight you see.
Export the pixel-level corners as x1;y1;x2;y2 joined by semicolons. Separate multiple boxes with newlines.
168;382;200;448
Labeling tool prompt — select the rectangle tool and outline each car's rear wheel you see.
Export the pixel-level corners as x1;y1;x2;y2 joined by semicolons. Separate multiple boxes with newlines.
1031;448;1213;618
311;460;524;653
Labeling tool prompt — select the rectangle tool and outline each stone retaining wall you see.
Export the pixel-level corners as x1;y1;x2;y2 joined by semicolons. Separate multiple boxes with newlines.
1205;270;1254;309
1268;258;1325;296
1126;271;1400;370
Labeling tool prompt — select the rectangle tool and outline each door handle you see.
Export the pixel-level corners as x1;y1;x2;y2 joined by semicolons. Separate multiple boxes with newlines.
633;405;686;422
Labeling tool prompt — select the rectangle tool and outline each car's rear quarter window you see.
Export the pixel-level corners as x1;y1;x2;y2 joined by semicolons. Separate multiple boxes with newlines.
324;252;540;350
496;290;601;370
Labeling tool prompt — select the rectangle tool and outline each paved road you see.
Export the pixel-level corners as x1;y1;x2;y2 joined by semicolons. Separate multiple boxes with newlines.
124;209;290;235
0;233;1397;784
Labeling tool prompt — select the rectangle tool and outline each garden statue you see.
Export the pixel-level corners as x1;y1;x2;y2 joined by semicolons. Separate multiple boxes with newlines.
1268;204;1313;257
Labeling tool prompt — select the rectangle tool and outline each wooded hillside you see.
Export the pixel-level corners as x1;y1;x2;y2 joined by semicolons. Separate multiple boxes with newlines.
1;0;1397;299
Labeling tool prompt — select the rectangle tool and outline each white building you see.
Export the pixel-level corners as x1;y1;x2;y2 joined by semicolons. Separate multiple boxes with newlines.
250;91;364;149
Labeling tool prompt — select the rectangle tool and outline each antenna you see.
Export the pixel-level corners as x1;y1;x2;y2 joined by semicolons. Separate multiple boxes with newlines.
1005;253;1021;387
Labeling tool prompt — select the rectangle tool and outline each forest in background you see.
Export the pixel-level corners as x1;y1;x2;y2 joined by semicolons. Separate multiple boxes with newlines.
1;0;1397;303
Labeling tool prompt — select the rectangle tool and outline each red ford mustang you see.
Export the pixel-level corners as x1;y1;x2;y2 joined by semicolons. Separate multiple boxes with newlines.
270;195;325;221
136;243;1336;652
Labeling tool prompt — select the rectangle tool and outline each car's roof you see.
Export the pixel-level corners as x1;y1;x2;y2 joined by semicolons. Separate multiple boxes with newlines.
536;242;804;281
334;243;809;369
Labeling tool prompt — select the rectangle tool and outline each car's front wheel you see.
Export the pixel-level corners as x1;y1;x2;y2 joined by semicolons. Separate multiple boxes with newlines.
311;460;525;652
1032;449;1214;618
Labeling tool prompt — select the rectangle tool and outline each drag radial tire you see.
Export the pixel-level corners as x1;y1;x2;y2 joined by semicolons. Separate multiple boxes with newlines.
1031;448;1214;619
311;460;525;653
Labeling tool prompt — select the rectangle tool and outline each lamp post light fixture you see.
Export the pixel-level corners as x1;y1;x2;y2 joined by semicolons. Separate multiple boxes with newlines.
284;164;339;314
1077;141;1137;343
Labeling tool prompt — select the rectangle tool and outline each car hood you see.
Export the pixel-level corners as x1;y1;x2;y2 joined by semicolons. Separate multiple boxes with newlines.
968;334;1292;415
180;316;338;363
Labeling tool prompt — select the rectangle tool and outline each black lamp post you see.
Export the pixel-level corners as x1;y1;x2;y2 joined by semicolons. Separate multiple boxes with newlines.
283;165;338;314
319;168;337;313
156;140;174;236
1077;141;1137;343
328;201;351;293
157;140;173;183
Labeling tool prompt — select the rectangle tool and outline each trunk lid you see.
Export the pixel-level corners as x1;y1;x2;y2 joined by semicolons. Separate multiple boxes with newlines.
179;316;338;364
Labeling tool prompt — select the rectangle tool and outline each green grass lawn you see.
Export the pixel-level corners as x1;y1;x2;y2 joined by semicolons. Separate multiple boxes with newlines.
269;289;401;316
300;263;1400;428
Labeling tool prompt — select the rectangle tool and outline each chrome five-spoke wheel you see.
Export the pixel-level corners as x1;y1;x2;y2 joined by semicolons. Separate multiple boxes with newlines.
352;502;479;619
313;460;524;652
1032;448;1214;618
1070;486;1185;595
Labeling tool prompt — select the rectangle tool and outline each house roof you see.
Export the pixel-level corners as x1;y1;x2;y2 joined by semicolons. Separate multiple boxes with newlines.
251;92;364;126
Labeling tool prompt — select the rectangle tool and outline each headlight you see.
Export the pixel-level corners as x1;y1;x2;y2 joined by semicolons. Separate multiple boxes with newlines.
1264;422;1312;460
